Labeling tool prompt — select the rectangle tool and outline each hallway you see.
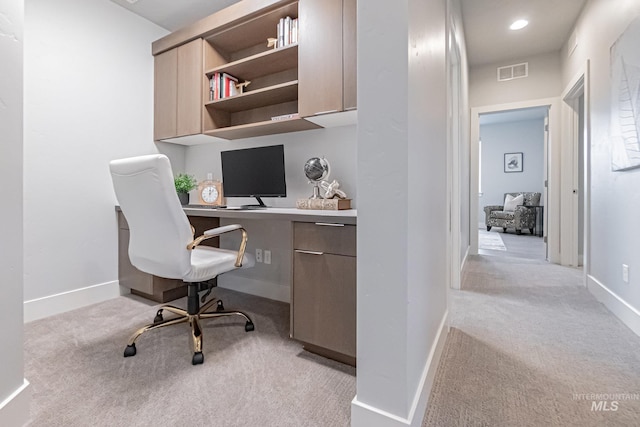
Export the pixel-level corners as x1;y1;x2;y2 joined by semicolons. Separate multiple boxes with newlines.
424;255;640;426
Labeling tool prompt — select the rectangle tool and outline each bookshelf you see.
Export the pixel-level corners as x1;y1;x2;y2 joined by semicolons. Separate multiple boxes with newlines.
152;0;356;143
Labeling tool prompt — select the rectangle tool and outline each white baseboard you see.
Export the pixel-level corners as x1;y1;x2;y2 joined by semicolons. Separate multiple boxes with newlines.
351;310;449;427
587;274;640;336
218;275;290;303
0;379;30;427
461;245;470;272
24;280;123;323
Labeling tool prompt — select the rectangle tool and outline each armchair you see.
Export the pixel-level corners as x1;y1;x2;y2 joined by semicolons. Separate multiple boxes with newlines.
110;154;255;365
484;192;541;235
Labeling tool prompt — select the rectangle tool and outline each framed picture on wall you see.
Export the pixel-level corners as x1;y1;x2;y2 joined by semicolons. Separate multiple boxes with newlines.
504;152;523;173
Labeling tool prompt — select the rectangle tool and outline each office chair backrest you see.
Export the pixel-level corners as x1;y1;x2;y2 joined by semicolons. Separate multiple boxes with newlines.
110;154;193;279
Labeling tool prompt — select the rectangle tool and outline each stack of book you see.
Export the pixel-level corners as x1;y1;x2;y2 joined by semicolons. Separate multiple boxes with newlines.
209;72;240;101
276;16;298;48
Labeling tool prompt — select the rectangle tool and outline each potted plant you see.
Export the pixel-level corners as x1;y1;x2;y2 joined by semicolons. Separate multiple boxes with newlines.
174;173;197;205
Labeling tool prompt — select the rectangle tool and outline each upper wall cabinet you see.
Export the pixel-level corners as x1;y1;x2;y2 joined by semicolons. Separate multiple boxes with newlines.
152;0;356;143
298;0;357;118
154;39;203;141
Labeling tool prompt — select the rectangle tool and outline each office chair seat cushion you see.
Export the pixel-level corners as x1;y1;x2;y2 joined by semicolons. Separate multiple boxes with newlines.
183;246;255;282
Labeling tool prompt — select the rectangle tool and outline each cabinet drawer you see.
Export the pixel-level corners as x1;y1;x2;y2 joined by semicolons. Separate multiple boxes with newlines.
293;222;356;256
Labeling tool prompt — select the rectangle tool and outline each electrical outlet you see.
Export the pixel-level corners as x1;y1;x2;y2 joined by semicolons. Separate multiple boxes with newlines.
622;264;629;283
255;248;262;263
264;250;271;265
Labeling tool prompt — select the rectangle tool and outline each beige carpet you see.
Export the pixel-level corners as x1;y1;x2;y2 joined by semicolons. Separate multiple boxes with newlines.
24;288;355;427
423;255;640;427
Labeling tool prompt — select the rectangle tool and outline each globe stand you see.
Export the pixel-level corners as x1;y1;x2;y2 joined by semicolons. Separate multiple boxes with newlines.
310;182;324;199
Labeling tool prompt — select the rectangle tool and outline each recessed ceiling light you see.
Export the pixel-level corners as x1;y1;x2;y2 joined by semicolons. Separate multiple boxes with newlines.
510;19;529;30
126;0;139;4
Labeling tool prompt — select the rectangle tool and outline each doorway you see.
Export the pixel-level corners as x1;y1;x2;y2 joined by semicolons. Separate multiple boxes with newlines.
470;97;562;262
476;107;548;261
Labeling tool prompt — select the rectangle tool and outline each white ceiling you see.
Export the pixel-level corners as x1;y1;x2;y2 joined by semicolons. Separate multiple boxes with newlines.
109;0;241;31
460;0;587;66
110;0;587;68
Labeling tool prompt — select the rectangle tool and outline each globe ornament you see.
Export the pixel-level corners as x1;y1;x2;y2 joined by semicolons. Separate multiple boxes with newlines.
304;157;330;199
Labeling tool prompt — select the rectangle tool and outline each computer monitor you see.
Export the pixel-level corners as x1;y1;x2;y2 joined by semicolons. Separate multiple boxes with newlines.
221;144;287;208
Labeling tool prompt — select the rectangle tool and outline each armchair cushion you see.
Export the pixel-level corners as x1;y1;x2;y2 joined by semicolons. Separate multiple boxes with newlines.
503;194;523;211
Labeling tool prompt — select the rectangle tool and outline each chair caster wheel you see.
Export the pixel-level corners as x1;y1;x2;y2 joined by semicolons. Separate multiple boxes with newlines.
216;300;225;312
245;321;255;332
154;309;164;323
192;352;204;365
124;344;136;357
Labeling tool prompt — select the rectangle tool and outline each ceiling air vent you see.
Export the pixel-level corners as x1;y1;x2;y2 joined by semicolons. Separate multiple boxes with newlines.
497;62;528;82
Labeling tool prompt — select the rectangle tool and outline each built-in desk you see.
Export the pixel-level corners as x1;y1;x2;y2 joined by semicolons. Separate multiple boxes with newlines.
117;205;357;365
181;206;357;224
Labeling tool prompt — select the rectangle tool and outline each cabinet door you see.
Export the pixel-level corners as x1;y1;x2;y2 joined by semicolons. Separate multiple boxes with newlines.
176;39;203;137
298;0;344;118
293;251;356;357
154;48;178;140
343;0;357;110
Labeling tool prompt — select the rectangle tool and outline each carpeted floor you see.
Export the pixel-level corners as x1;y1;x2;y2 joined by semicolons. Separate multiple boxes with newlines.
478;229;506;251
25;255;640;426
24;288;355;427
423;255;640;427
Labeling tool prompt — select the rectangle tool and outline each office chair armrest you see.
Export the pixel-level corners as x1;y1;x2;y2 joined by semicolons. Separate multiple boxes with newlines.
187;224;248;268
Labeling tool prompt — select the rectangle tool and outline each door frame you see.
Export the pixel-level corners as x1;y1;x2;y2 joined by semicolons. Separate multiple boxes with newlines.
447;20;462;290
561;61;591;274
470;97;561;262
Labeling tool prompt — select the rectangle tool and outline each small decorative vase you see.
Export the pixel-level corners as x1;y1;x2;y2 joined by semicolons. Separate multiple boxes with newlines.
178;192;189;205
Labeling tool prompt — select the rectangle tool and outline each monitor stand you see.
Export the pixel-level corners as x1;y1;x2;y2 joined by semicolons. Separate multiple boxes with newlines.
240;197;267;210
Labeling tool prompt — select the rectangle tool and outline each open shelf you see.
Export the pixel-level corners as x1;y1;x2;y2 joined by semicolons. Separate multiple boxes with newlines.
205;44;298;82
204;116;320;140
205;81;298;113
205;2;298;53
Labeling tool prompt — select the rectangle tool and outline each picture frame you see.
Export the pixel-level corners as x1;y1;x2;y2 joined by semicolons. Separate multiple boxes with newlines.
504;152;523;173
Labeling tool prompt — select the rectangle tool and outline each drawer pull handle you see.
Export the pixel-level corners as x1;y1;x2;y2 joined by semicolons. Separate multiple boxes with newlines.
315;222;345;227
295;250;324;255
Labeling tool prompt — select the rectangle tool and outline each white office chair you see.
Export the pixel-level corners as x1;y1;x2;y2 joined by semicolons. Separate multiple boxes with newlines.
110;154;255;365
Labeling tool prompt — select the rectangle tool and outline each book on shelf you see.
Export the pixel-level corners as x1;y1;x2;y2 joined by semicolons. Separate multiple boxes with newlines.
275;16;298;48
209;72;240;101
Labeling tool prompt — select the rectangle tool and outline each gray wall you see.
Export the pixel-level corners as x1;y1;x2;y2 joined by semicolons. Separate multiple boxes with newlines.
23;0;168;314
183;125;357;302
0;0;27;423
352;0;448;424
470;51;562;108
562;0;640;333
479;119;545;222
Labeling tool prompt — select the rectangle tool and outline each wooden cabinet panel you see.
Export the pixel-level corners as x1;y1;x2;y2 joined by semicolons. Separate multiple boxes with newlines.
154;39;203;140
298;0;344;117
177;39;204;137
154;48;178;140
293;251;356;358
343;0;357;110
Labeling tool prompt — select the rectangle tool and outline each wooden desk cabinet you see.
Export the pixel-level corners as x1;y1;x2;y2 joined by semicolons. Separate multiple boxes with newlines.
292;222;356;365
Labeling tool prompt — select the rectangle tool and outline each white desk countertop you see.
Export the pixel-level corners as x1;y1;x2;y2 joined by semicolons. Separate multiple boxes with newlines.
182;206;357;225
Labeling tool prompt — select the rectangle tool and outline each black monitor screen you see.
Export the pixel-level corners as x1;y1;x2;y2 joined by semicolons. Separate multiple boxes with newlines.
221;145;287;199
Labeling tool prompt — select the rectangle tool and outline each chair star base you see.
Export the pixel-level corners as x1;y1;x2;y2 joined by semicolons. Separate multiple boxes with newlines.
123;282;254;365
